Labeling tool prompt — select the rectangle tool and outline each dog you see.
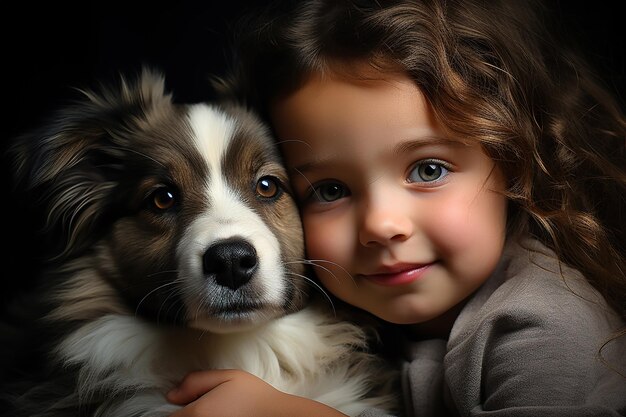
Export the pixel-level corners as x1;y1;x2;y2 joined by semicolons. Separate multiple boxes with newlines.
0;69;398;417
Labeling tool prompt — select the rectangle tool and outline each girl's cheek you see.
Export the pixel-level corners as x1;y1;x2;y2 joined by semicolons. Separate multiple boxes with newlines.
302;214;350;264
427;202;481;247
425;190;507;266
303;215;326;259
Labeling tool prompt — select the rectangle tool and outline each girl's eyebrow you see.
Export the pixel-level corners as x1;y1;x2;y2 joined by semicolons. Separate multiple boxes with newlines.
289;156;338;176
393;136;467;157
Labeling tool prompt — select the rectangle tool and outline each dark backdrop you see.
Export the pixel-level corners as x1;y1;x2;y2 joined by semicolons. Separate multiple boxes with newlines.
1;1;624;301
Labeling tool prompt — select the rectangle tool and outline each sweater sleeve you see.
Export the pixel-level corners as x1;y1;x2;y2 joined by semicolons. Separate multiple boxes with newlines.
356;339;451;417
474;306;625;416
444;243;626;416
402;339;449;417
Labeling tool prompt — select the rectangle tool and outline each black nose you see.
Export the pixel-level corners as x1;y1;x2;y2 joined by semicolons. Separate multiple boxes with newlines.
203;239;258;290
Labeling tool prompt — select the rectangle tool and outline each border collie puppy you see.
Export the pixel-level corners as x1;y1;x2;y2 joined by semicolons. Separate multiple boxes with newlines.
1;69;398;417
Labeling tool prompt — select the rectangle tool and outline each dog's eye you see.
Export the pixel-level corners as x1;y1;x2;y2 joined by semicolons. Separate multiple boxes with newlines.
150;187;177;211
256;176;281;199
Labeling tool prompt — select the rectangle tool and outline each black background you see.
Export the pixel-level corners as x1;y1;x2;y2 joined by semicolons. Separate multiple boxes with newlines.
1;1;624;300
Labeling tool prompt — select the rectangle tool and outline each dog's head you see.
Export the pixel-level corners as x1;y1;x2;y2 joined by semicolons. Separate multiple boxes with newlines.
10;69;307;333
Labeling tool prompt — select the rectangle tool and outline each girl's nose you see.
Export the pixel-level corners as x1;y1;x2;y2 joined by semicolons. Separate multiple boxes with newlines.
358;193;414;247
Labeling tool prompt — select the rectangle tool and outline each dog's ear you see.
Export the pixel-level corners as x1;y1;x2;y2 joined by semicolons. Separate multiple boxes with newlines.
8;102;124;262
8;67;171;261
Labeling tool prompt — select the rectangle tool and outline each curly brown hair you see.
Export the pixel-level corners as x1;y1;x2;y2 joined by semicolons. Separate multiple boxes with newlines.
215;0;626;320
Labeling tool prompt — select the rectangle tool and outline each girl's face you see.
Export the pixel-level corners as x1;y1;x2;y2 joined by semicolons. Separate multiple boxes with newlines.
271;69;508;325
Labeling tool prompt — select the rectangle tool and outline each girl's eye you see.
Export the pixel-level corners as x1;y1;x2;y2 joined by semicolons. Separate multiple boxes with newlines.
256;176;281;199
408;160;450;183
150;186;177;211
312;182;348;202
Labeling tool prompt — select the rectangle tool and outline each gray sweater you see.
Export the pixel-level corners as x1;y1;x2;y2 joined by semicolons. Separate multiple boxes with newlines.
360;238;626;417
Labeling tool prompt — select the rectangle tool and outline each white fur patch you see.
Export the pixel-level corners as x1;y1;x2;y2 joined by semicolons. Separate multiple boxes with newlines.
187;103;236;170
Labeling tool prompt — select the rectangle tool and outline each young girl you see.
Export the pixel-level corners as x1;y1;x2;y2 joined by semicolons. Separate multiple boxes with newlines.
167;0;626;415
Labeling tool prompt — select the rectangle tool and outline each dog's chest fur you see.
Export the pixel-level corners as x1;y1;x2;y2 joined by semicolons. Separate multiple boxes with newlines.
58;307;385;416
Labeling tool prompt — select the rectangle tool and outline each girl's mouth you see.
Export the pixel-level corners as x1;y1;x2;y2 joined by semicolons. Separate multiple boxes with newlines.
362;263;434;286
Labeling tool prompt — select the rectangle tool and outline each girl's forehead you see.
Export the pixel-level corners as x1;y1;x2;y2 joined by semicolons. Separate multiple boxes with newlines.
271;69;431;128
272;69;444;145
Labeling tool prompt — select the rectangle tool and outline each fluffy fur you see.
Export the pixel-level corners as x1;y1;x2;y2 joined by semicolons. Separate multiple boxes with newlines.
1;69;398;417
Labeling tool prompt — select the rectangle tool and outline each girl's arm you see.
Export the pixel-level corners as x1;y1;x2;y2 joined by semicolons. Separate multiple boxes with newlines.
167;369;349;417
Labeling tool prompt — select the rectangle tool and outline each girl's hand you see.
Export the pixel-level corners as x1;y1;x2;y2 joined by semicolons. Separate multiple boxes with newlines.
167;369;348;417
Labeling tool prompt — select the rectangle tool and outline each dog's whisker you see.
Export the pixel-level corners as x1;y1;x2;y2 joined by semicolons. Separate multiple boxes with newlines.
300;262;341;283
147;269;179;278
295;259;357;286
135;278;183;317
273;138;313;150
286;272;336;316
192;293;211;326
156;285;186;325
174;303;189;329
304;259;354;280
293;168;323;202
